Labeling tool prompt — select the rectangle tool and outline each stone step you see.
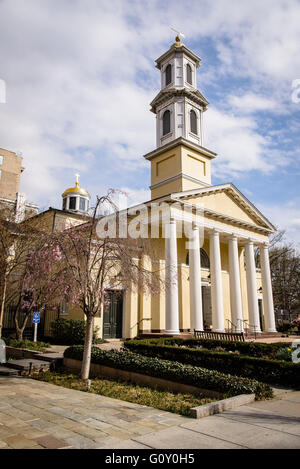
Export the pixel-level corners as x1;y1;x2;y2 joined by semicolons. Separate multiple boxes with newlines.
34;353;64;363
0;366;19;376
3;359;52;372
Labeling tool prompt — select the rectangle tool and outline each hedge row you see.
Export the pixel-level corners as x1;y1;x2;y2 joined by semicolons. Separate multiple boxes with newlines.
64;346;273;400
124;340;300;388
131;338;292;359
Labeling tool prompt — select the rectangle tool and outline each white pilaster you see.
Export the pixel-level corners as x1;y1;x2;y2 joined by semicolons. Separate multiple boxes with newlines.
228;236;244;332
209;230;225;332
245;241;261;333
189;225;203;331
165;219;180;335
260;244;277;333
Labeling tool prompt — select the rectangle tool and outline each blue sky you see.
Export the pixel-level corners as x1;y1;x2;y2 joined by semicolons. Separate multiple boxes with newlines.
0;0;300;245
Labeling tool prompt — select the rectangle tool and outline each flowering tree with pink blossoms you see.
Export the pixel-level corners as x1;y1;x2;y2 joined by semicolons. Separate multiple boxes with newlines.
1;225;72;340
0;209;56;339
50;192;162;379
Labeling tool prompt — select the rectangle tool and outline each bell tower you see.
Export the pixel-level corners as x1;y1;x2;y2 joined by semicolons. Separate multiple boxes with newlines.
144;36;217;200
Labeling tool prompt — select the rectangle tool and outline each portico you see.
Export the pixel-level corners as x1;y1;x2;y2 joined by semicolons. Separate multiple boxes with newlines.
162;208;276;336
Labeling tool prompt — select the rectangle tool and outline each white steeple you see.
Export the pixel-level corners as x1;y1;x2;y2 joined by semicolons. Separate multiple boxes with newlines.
150;35;209;149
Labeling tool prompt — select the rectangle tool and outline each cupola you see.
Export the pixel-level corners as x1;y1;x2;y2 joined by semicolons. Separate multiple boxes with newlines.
62;174;90;214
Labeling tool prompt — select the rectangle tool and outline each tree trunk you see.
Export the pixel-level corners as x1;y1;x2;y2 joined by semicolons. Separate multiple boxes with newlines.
0;275;7;339
14;311;30;341
80;315;94;380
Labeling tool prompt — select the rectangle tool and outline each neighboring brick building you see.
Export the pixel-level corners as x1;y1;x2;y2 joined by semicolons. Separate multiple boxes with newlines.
0;148;38;220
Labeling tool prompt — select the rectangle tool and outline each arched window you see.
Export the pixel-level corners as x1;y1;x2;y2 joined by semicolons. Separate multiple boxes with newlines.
187;64;193;85
163;110;171;135
165;64;172;86
190;109;197;135
186;248;210;269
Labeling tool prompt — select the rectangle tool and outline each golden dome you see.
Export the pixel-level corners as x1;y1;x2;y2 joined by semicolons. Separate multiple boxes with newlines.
62;176;90;198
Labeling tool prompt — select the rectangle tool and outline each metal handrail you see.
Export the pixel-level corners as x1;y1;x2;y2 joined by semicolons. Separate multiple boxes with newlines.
226;319;237;333
243;321;259;339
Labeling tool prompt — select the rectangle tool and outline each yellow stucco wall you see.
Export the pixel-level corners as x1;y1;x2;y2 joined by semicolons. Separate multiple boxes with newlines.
150;144;212;199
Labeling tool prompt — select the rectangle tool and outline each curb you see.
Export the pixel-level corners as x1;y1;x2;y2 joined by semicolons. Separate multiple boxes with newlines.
190;393;256;419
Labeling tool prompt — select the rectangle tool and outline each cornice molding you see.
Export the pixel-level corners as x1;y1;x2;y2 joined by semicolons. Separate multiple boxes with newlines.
143;137;217;161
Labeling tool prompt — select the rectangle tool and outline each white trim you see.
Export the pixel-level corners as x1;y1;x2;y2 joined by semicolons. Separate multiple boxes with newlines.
150;172;210;190
171;183;275;231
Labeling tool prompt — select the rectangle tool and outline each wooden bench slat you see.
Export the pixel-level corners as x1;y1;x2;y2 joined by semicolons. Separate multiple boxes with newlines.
194;330;245;342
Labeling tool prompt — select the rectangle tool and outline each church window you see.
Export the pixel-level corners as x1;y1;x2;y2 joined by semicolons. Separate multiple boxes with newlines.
187;64;193;85
165;64;172;86
79;197;86;211
69;197;76;210
62;198;67;211
163;110;171;135
186;248;210;269
190;109;197;134
0;156;3;165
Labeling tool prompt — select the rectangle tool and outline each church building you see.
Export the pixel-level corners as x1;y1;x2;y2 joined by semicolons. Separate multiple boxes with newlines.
3;36;278;340
109;35;277;339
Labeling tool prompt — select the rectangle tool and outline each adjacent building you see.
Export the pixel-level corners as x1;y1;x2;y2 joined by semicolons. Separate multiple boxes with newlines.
0;148;38;221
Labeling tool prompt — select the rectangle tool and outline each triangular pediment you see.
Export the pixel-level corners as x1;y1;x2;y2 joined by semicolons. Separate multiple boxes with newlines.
171;183;275;232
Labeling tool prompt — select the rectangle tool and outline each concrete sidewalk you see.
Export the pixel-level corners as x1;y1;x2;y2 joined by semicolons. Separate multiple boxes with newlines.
0;376;299;449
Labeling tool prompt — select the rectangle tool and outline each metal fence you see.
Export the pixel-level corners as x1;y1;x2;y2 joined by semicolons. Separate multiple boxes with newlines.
2;305;59;340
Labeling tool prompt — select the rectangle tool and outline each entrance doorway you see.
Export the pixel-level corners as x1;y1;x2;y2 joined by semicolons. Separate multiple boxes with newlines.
258;299;264;332
103;290;123;339
202;285;212;330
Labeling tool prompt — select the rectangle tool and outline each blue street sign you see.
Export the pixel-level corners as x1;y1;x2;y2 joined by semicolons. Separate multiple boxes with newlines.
33;312;40;324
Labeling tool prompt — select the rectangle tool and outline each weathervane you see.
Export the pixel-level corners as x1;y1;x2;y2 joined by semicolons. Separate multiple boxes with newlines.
170;27;185;45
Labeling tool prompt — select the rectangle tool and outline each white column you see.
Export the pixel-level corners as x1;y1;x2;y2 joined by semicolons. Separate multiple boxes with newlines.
260;244;277;332
209;230;225;332
189;224;203;331
228;236;244;332
165;219;180;335
245;240;261;333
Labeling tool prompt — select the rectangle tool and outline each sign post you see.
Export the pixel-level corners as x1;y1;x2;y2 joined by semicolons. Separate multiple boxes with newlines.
32;312;40;342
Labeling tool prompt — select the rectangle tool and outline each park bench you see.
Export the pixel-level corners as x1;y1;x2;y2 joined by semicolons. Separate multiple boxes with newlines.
194;330;245;342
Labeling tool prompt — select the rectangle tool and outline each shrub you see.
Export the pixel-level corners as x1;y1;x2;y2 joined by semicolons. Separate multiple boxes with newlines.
275;347;293;362
64;345;273;400
277;322;295;333
4;338;50;352
127;337;292;359
50;318;104;345
124;339;300;388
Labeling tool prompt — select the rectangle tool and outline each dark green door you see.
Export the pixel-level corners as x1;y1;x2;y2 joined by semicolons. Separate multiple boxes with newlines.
258;299;264;331
103;291;123;339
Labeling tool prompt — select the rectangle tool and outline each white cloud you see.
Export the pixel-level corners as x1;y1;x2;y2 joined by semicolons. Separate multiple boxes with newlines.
204;107;276;177
258;201;300;248
0;0;299;214
228;93;277;114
